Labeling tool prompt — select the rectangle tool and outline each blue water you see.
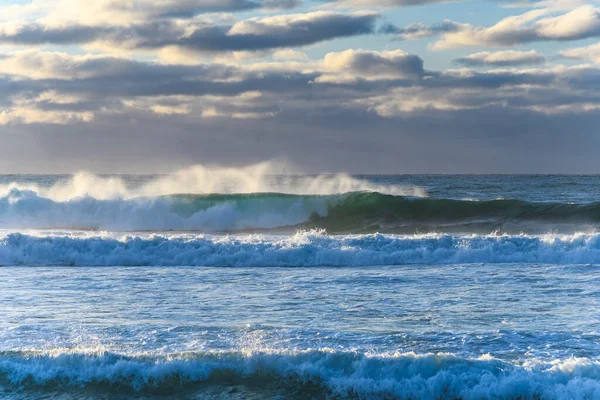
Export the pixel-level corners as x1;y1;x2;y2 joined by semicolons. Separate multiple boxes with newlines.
1;172;600;399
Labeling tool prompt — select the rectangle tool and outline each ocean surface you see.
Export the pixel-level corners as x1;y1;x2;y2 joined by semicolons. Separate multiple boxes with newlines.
1;168;600;399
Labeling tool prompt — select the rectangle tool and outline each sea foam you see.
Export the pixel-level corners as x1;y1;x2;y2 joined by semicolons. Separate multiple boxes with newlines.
3;231;600;267
0;349;599;399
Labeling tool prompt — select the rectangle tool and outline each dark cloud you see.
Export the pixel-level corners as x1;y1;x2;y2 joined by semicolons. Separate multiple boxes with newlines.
454;50;545;67
324;0;457;6
0;48;597;128
321;49;425;80
0;12;379;53
382;21;460;39
162;13;379;52
3;106;600;174
136;0;303;16
0;48;599;172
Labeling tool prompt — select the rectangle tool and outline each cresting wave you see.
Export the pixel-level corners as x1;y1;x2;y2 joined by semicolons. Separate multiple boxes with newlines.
0;163;427;232
5;164;600;233
4;231;600;266
0;349;599;399
0;163;426;201
4;189;600;232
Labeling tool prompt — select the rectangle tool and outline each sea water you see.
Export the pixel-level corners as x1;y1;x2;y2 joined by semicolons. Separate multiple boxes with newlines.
0;169;599;399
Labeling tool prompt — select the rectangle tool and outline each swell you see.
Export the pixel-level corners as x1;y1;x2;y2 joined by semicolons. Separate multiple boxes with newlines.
3;231;600;266
3;189;600;233
0;350;598;399
310;192;600;233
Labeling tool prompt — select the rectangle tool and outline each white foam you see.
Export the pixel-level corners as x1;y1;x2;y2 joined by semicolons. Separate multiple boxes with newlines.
2;231;600;267
0;349;599;399
0;188;333;231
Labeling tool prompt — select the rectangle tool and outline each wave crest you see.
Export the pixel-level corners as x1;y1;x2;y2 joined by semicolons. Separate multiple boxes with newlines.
2;189;600;232
3;231;600;266
0;163;426;201
0;350;599;399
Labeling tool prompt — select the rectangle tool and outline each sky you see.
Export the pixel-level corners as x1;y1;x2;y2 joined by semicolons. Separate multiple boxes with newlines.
0;0;599;173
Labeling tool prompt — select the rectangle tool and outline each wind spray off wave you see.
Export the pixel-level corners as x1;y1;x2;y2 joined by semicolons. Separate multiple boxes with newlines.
0;163;427;231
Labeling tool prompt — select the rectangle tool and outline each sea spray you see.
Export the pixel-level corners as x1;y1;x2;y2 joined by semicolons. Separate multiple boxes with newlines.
0;163;426;201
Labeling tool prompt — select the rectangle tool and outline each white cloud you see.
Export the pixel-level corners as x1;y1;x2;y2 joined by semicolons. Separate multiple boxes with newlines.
431;6;600;49
560;43;600;64
325;0;456;8
0;50;133;80
0;106;93;125
318;49;424;82
272;49;309;60
30;0;299;27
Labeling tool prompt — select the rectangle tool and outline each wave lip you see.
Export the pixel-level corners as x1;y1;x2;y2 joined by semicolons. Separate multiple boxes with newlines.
0;350;599;399
3;231;600;267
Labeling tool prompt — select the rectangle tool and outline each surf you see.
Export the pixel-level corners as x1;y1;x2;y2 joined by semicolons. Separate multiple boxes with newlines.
0;349;598;399
3;231;600;266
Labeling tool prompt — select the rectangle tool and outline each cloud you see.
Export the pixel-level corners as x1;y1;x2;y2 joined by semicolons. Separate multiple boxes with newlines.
0;11;379;54
495;0;595;10
5;103;600;174
359;64;600;116
324;0;457;7
322;0;586;9
272;49;310;60
0;106;93;125
1;0;302;27
318;49;425;82
181;11;379;52
560;43;600;64
0;1;598;173
383;21;460;39
454;50;545;67
0;50;145;80
401;6;600;49
0;48;599;128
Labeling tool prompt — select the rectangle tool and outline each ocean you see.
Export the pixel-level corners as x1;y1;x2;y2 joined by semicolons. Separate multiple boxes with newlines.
0;169;599;399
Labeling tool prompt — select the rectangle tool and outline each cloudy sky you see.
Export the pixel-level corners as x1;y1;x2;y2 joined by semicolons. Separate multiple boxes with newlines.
0;0;599;173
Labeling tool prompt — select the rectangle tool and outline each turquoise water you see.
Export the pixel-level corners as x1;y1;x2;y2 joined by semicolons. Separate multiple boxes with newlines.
0;174;600;399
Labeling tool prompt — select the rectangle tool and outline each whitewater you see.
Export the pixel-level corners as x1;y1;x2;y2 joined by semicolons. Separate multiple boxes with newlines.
1;166;600;399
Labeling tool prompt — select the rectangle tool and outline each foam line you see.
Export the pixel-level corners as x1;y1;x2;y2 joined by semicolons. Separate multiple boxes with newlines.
2;231;600;266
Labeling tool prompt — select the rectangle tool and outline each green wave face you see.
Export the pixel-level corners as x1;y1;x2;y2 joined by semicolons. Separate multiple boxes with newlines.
161;193;328;218
158;192;600;234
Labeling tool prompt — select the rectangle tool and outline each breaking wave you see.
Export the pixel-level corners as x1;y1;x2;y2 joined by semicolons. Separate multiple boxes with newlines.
2;164;600;233
3;231;600;266
0;163;426;201
2;189;600;232
0;163;427;232
0;349;599;399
